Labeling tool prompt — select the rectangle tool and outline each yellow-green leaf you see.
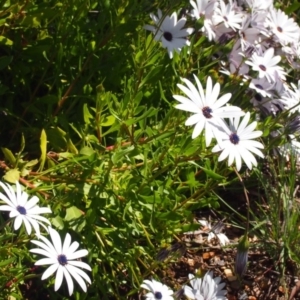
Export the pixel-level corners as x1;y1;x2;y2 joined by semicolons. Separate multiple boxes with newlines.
1;147;16;165
3;169;20;183
65;206;83;221
39;129;47;171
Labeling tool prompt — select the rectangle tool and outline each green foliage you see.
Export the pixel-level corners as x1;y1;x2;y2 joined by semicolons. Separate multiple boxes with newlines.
0;0;299;299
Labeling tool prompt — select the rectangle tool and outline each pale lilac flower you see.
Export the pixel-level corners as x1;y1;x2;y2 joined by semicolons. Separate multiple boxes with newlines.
239;16;260;52
248;77;275;98
0;181;51;235
141;279;174;300
144;9;194;59
190;0;217;41
245;48;286;82
279;80;300;115
173;75;244;146
212;112;264;171
30;227;91;296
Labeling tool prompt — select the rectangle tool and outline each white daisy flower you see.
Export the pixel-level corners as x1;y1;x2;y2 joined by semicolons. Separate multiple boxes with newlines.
213;0;245;31
141;279;174;300
144;9;194;59
173;75;244;146
212;112;264;171
184;272;227;300
190;0;217;41
30;226;91;296
266;8;300;45
199;220;230;246
245;0;273;11
279;80;300;115
0;181;51;235
245;48;286;83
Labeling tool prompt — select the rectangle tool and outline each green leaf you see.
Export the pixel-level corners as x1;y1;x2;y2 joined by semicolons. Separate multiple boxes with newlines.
0;257;15;267
1;147;16;165
65;206;83;221
100;115;115;126
285;2;300;14
111;145;135;164
80;146;95;156
38;129;47;171
0;56;12;71
199;166;225;180
3;169;20;183
0;36;13;46
83;103;93;124
51;215;64;229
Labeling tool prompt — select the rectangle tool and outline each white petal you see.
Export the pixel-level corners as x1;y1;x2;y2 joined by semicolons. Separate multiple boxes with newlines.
41;263;59;280
14;215;23;230
54;265;64;291
62;267;74;296
68;260;92;271
49;227;62;254
67;249;88;260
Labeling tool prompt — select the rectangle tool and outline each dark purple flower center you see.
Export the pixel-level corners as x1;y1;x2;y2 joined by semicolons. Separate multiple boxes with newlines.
277;26;283;33
230;133;240;144
223;16;228;22
202;106;213;118
163;31;173;42
58;254;68;266
17;205;26;215
255;84;263;90
154;292;163;299
259;64;266;71
254;93;262;102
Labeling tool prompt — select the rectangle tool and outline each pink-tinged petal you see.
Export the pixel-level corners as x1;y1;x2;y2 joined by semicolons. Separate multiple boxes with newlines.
41;263;59;280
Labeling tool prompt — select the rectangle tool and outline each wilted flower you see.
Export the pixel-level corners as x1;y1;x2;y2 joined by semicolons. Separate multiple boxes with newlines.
199;220;230;246
235;234;249;278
